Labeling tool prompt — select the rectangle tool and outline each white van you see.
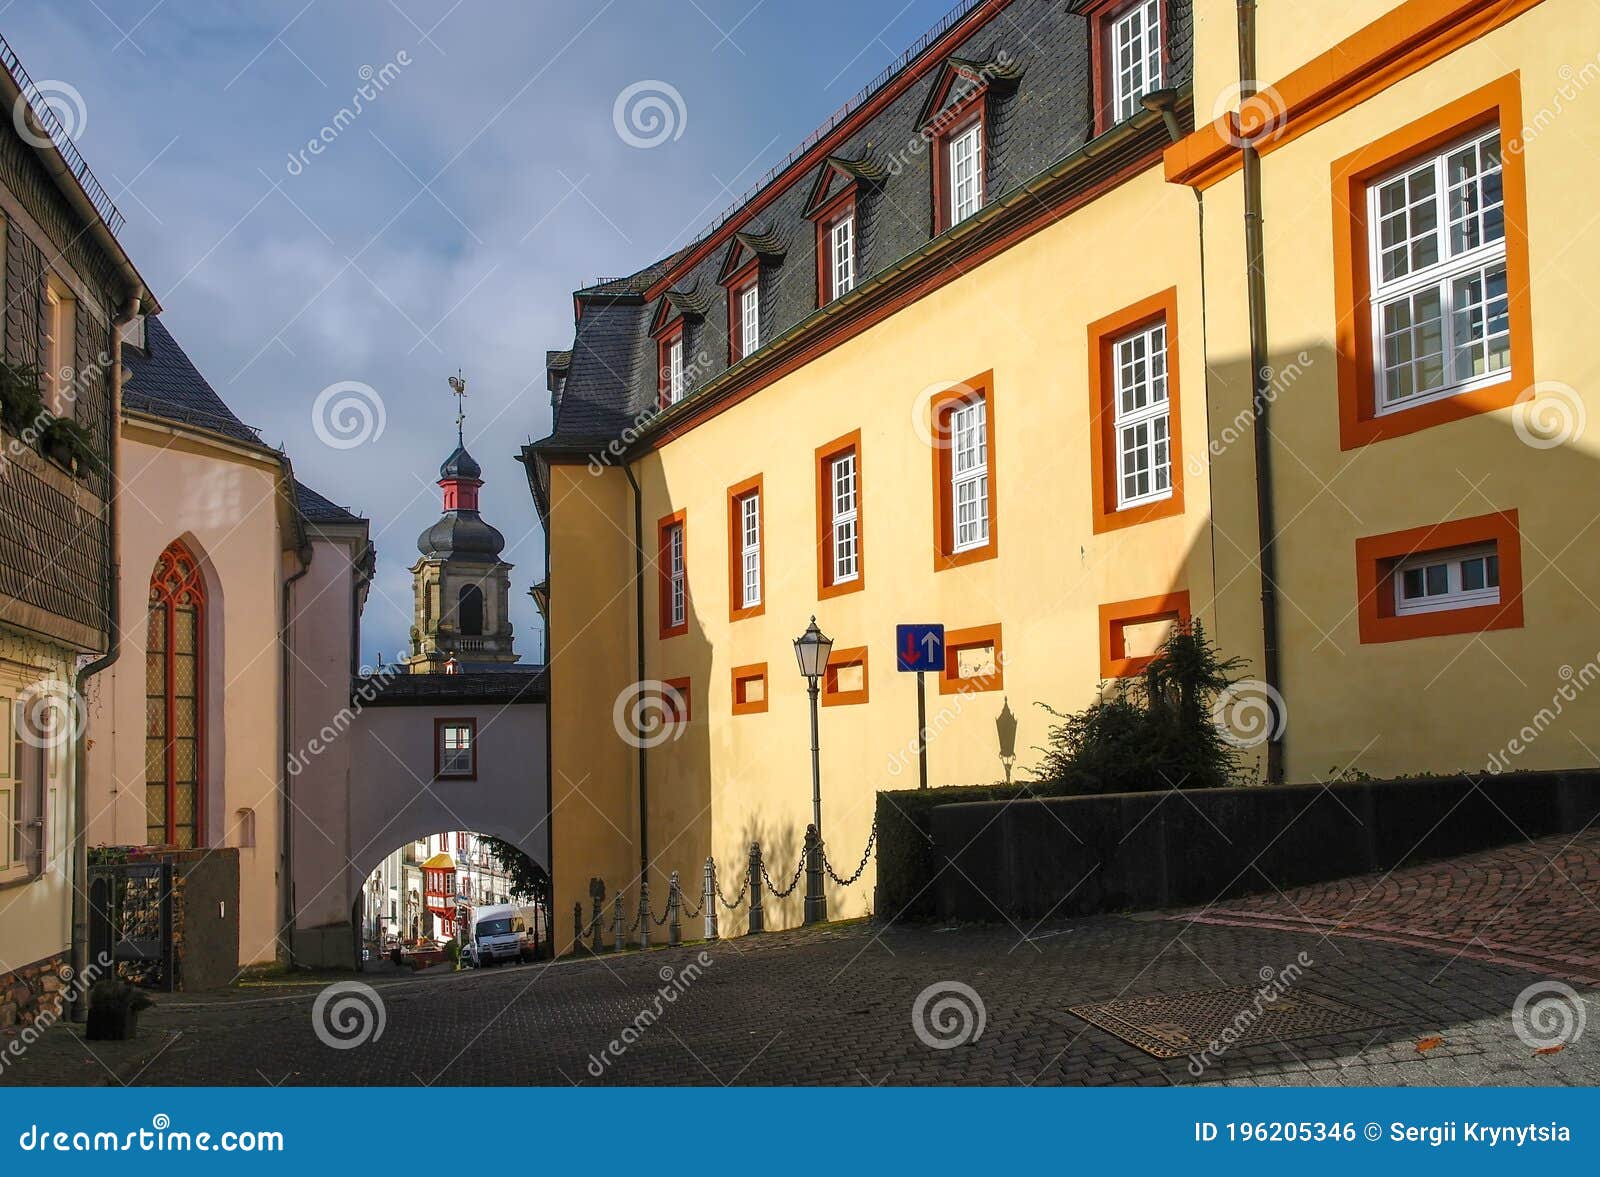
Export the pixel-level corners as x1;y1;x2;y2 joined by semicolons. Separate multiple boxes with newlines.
470;903;544;965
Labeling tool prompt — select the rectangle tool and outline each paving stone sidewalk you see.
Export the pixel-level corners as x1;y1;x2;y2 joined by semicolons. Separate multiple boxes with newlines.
2;835;1594;1087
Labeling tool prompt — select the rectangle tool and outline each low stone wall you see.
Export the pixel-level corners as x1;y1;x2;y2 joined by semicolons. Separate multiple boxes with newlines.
0;952;67;1029
883;771;1600;923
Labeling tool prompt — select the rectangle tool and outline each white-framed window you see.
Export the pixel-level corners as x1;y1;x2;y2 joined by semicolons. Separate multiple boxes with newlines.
667;335;685;405
830;451;859;583
668;523;686;627
2;697;47;883
740;281;760;358
1112;320;1171;508
739;491;761;609
1393;543;1500;616
438;721;475;777
1110;0;1163;123
830;215;855;300
950;399;989;551
948;122;983;225
1368;127;1507;413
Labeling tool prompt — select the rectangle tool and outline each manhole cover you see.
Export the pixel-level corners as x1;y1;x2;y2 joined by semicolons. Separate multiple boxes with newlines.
1068;986;1384;1059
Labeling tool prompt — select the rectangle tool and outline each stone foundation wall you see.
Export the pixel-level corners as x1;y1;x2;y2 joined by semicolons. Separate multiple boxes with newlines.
0;952;67;1029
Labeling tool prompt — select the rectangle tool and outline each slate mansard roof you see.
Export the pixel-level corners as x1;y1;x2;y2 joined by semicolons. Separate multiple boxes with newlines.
533;0;1194;459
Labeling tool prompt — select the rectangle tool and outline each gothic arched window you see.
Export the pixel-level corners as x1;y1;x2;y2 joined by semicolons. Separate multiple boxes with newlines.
457;583;484;636
147;541;205;848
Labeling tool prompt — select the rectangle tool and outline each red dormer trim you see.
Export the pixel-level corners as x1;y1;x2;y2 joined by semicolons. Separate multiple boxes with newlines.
654;319;685;410
929;88;987;234
807;184;858;308
723;256;760;364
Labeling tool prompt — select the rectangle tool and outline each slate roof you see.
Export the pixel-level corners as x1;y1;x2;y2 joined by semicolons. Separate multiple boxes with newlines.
354;667;548;707
294;480;364;525
533;0;1195;457
122;315;266;447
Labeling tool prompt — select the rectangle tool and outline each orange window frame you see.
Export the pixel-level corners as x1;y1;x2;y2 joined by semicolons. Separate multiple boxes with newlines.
731;663;768;716
931;372;998;571
821;646;869;707
1355;510;1523;644
727;474;765;622
815;429;865;599
662;676;692;724
940;623;1004;695
657;510;688;640
1087;288;1184;534
1332;74;1532;450
1099;591;1191;678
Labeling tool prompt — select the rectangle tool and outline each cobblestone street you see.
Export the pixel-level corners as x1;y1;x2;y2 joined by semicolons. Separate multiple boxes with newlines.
5;834;1597;1087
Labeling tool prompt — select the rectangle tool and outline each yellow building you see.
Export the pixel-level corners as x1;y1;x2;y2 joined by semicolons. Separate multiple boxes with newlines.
525;0;1600;949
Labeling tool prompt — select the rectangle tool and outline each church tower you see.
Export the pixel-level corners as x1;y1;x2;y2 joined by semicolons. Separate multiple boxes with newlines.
405;376;517;673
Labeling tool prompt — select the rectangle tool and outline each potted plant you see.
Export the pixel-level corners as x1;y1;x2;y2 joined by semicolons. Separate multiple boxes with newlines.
85;979;153;1041
0;362;43;437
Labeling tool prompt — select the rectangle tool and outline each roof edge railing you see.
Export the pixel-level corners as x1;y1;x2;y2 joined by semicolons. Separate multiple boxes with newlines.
0;32;125;236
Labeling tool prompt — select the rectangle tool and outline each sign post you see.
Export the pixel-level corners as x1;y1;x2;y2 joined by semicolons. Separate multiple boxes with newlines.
896;624;945;790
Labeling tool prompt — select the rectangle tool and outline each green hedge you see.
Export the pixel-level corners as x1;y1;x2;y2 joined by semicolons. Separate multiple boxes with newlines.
874;782;1036;921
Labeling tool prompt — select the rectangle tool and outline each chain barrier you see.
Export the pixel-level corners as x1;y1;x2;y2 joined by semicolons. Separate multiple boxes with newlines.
714;859;750;910
759;849;807;899
821;821;877;887
680;880;704;919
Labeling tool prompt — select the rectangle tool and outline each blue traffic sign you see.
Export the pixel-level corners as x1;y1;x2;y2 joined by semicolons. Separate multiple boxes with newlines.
896;624;945;672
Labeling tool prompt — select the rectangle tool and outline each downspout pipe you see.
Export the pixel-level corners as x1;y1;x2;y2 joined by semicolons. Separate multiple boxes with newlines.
621;462;648;882
70;294;139;1020
1237;0;1286;784
279;508;312;968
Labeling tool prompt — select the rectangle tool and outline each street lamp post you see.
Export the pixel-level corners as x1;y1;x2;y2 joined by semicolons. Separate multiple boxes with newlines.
793;616;833;925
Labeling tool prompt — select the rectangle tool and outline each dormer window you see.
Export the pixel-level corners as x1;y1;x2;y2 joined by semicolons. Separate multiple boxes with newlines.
656;321;686;409
739;281;760;357
919;56;1014;235
948;122;983;224
1089;0;1164;130
718;230;784;365
828;213;856;299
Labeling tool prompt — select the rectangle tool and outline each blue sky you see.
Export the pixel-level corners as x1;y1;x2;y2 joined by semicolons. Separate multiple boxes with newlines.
4;0;958;665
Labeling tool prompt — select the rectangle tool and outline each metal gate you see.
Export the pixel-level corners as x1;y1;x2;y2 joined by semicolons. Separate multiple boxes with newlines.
88;861;175;991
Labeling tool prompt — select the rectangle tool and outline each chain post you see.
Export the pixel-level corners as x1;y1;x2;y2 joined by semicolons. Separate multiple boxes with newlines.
747;842;764;934
590;884;605;956
638;881;651;950
611;893;624;953
668;871;681;947
572;901;582;950
804;823;827;925
703;857;718;941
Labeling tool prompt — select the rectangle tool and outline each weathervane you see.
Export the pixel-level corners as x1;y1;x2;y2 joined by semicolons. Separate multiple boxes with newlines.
447;370;467;445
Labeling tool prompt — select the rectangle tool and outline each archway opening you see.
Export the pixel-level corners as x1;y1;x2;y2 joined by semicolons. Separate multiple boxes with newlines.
360;829;550;970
